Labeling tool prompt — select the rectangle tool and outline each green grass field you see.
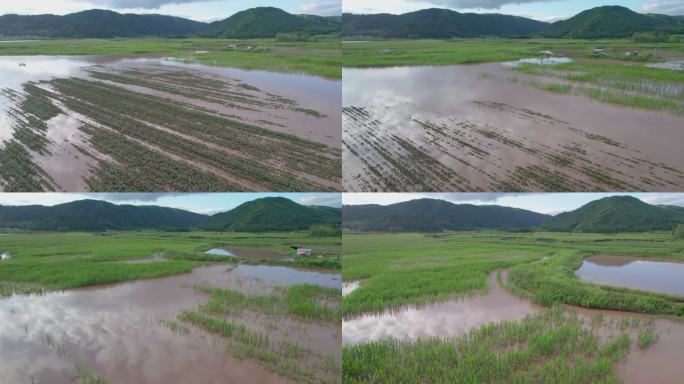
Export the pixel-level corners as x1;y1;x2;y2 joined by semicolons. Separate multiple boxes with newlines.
0;231;341;296
342;231;684;316
0;37;341;78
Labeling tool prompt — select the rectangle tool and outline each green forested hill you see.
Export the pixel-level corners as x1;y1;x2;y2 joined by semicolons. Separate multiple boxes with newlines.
542;196;684;232
0;200;206;231
342;199;550;232
0;9;206;38
539;6;684;38
197;7;340;38
198;197;341;232
342;8;548;38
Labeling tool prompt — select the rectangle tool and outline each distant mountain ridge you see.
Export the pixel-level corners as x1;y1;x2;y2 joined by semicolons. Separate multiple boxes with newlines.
539;5;684;38
0;7;341;38
342;5;684;39
0;9;206;38
0;200;206;231
0;197;341;232
197;7;340;38
343;199;550;232
199;197;341;232
541;196;684;232
342;8;548;38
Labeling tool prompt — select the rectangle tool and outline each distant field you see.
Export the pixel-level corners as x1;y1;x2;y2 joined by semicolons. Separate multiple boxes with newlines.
342;38;684;68
0;231;341;296
342;231;684;316
0;37;342;78
343;38;684;115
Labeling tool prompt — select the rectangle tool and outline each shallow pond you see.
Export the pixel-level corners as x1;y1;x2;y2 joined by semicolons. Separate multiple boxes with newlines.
647;61;684;71
343;63;684;191
576;255;684;296
204;247;286;261
342;281;360;296
204;248;236;257
0;263;341;383
502;57;573;67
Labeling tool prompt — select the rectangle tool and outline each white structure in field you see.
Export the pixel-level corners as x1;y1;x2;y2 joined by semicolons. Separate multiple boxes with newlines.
297;248;312;257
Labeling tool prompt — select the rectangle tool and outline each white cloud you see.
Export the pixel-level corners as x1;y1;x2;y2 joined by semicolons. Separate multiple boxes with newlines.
412;0;555;10
342;193;528;206
642;1;684;15
85;0;214;10
0;193;90;206
295;1;341;16
298;193;342;207
640;193;684;207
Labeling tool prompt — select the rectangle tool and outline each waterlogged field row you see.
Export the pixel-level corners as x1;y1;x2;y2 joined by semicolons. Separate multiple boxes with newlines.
0;38;342;79
342;231;684;383
0;231;340;297
343;103;684;192
0;61;341;192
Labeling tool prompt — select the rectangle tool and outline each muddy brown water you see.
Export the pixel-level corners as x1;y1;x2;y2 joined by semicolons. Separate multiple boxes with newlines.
343;270;684;383
0;263;341;384
576;255;684;297
343;64;684;192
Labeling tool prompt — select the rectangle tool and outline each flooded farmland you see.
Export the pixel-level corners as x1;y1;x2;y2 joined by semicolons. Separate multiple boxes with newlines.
0;55;341;192
0;263;341;383
343;269;684;383
343;63;684;191
576;255;684;296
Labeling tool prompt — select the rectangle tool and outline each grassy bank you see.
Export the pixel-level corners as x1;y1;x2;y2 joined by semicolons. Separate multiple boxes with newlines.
0;231;341;296
0;37;342;78
342;231;684;316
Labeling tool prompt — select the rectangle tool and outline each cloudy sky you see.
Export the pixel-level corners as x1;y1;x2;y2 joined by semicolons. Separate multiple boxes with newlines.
0;0;341;21
344;0;683;22
0;193;341;215
343;193;684;215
